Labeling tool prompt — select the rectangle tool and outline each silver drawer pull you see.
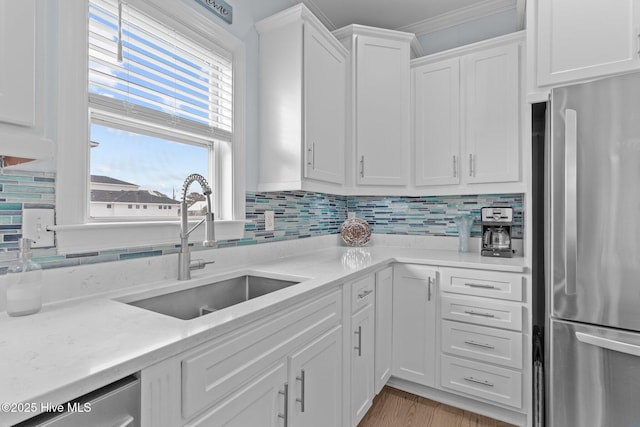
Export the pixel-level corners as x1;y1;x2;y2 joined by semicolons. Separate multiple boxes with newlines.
464;310;496;318
464;283;497;289
464;376;494;387
357;289;373;299
464;340;495;349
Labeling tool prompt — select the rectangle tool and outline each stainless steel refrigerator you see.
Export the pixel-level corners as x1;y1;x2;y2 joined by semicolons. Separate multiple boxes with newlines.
547;71;640;427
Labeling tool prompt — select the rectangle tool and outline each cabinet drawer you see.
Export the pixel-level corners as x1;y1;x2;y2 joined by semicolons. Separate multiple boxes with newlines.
441;294;522;331
440;268;523;301
351;274;375;313
441;355;522;409
441;320;522;369
181;289;342;419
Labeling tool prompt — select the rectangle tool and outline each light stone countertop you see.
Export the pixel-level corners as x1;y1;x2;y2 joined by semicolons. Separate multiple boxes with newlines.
0;240;528;426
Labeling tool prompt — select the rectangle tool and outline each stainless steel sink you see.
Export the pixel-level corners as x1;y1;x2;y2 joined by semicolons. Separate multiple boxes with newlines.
126;275;300;320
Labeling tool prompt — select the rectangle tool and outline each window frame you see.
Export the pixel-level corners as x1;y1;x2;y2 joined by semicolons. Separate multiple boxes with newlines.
54;0;246;254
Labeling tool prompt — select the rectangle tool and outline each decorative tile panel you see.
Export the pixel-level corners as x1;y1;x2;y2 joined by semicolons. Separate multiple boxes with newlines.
0;169;524;270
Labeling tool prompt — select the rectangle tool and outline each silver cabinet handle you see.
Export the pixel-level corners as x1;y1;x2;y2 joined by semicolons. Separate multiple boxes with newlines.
296;369;305;412
357;289;373;299
565;109;578;295
464;310;495;318
576;332;640;357
278;383;288;426
464;283;497;289
427;276;433;302
359;155;365;177
469;153;474;177
354;326;362;357
464;340;495;349
307;145;313;166
464;376;494;387
452;155;457;177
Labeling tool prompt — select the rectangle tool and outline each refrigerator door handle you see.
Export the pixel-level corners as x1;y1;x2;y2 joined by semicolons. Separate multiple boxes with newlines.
576;332;640;357
565;109;578;295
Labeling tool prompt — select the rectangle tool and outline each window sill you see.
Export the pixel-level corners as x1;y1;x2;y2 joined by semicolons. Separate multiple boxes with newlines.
51;220;247;255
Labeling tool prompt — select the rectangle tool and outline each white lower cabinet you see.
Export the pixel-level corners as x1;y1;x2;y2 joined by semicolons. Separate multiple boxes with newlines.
348;274;376;426
141;288;343;427
185;361;287;427
374;266;393;393
439;268;525;411
440;355;522;409
289;326;343;427
140;265;529;427
391;264;437;387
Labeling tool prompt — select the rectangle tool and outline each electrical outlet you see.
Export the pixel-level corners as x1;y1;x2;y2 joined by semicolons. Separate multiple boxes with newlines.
264;210;275;231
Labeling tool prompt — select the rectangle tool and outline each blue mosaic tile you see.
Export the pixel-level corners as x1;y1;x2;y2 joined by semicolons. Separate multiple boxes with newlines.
0;169;526;270
119;250;163;260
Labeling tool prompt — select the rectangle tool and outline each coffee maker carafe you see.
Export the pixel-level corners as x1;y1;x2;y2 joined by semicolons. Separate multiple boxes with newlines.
481;207;514;258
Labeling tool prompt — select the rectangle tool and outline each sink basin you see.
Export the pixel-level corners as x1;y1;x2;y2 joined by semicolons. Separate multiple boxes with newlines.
126;275;300;320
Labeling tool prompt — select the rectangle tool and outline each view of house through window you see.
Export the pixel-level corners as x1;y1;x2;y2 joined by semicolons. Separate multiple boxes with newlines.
88;0;233;220
89;124;209;218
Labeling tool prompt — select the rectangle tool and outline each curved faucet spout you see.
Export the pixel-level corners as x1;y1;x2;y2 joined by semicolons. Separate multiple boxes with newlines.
178;173;216;281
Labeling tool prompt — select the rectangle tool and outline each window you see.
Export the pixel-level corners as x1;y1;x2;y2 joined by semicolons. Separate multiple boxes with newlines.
88;0;232;220
54;0;246;253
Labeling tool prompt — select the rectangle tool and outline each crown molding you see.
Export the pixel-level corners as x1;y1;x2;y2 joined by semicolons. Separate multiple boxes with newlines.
300;0;337;30
397;0;517;36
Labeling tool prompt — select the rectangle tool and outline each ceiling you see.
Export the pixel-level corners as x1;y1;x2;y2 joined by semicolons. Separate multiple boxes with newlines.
299;0;524;35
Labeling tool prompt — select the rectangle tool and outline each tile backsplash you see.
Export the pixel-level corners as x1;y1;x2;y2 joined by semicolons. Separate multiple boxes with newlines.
0;170;523;269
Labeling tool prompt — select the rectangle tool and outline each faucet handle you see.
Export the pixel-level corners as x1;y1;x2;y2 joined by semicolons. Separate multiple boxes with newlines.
190;259;215;271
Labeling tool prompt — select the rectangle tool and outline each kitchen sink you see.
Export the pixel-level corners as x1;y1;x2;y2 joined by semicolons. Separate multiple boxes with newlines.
126;275;301;320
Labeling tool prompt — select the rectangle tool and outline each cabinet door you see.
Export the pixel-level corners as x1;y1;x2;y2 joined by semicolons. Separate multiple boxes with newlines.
185;361;287;427
304;23;346;184
288;326;342;427
351;304;375;426
0;0;36;127
414;58;461;186
374;266;392;394
464;43;520;184
537;0;640;86
392;264;437;387
355;35;410;186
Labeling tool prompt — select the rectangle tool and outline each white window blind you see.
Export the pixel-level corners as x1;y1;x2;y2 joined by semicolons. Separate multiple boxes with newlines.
88;0;233;144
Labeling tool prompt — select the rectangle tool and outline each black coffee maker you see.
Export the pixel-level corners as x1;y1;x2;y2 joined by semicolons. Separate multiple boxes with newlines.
481;207;514;258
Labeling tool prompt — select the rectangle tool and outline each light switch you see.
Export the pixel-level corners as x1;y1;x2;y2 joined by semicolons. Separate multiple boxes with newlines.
22;209;55;248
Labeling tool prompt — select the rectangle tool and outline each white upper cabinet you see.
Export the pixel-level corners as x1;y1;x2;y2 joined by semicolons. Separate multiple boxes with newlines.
0;0;54;160
413;58;461;186
464;43;520;184
304;24;346;185
413;34;522;189
257;4;347;192
535;0;640;87
334;26;414;189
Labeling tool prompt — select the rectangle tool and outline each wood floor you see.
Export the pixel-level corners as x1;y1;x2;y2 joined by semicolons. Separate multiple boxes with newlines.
358;386;516;427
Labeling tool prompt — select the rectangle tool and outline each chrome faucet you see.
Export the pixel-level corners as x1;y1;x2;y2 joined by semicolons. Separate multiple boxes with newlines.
178;174;216;280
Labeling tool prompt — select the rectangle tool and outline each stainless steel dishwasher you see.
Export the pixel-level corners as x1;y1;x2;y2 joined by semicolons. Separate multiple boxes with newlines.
15;375;140;427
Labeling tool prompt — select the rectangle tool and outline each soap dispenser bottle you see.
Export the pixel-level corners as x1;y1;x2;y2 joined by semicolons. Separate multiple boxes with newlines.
5;238;42;316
